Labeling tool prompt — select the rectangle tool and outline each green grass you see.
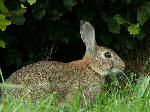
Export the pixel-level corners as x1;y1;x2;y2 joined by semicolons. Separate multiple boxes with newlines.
0;74;149;112
0;59;149;112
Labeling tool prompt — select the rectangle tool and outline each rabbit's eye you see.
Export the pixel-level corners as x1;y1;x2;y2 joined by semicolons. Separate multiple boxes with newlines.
104;52;111;58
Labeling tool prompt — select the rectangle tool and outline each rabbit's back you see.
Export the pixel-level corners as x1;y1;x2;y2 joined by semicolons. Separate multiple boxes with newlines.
5;61;103;101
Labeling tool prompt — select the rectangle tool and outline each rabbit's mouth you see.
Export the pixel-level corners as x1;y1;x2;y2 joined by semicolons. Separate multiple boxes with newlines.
95;66;122;76
110;59;125;74
100;69;123;76
111;68;123;73
100;68;124;76
109;64;125;75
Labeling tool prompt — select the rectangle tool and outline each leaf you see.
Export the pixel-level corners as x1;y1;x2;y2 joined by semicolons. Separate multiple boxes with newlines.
0;0;8;13
127;23;140;35
137;2;150;25
0;39;6;48
0;14;11;31
21;4;27;9
107;18;121;33
137;7;149;25
0;25;6;31
137;31;145;40
0;14;5;19
125;39;134;49
11;16;25;25
113;14;126;25
16;8;27;16
27;0;36;5
50;10;63;21
0;18;11;26
63;0;77;10
33;9;46;20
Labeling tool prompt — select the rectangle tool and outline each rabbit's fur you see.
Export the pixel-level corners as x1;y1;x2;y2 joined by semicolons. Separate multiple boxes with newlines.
2;21;125;103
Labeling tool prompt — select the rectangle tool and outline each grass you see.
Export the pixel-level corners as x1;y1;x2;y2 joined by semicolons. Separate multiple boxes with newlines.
0;59;149;112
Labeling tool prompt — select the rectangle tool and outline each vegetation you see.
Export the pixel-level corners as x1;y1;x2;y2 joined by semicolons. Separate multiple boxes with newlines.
0;0;149;111
0;67;149;112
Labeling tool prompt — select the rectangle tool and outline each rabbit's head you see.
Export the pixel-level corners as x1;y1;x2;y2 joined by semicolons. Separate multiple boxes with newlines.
80;20;125;76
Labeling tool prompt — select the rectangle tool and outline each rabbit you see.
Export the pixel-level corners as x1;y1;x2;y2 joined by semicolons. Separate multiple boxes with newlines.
2;20;125;103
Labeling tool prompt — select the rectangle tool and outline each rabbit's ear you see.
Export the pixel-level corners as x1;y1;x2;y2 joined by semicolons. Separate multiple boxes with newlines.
80;20;96;58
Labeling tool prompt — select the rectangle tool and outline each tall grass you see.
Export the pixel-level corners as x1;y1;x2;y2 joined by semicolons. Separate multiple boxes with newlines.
0;60;149;112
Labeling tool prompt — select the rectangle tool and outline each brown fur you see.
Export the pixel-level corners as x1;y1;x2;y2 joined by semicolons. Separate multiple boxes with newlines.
2;21;125;103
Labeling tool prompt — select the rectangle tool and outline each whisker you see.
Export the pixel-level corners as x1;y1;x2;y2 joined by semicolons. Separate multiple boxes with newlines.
119;70;134;91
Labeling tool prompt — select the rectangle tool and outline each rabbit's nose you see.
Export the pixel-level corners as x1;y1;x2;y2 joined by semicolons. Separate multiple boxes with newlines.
122;65;125;70
115;60;125;70
121;61;125;70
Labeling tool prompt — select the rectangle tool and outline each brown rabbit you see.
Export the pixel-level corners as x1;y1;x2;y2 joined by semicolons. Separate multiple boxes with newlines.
2;20;125;103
